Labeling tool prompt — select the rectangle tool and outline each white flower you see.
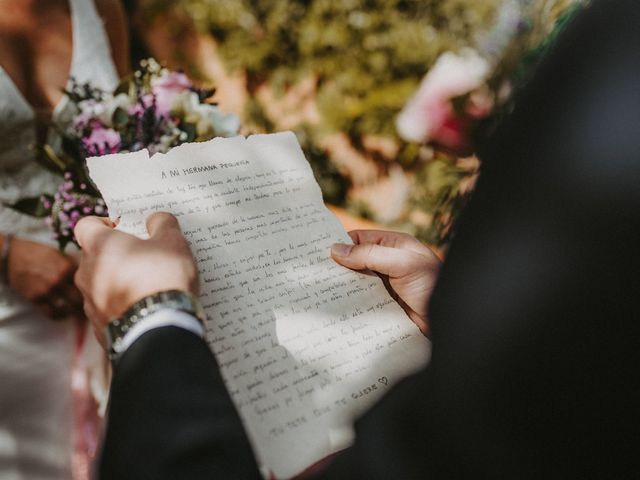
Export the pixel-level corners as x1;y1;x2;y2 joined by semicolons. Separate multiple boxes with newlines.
396;48;491;145
75;93;133;127
173;91;201;117
107;93;133;118
195;104;240;138
170;90;240;138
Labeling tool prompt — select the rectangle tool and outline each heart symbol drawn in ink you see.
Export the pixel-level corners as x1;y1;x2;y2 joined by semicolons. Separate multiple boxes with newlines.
378;377;388;386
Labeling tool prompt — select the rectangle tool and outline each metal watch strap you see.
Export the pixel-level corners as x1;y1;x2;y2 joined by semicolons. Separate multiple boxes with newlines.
106;290;205;361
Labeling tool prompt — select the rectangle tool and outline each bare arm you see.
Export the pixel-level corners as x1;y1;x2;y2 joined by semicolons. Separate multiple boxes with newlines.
95;0;130;76
1;233;83;319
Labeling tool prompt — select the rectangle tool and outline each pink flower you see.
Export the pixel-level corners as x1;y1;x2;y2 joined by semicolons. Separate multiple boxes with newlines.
73;99;101;129
128;93;154;116
397;49;492;155
83;125;121;156
151;71;193;117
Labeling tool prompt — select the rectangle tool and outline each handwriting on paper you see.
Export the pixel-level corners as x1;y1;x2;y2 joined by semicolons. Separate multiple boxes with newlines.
88;132;430;479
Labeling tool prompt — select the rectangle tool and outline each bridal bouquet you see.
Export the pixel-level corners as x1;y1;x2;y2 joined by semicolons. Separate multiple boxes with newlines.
12;59;240;251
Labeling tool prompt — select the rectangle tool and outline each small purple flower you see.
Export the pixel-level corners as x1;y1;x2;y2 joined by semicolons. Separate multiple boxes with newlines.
45;172;109;248
72;100;99;129
83;126;121;156
129;93;155;116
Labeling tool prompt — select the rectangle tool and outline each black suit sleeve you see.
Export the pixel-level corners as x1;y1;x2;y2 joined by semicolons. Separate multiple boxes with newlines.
320;1;640;478
98;327;262;480
99;2;639;478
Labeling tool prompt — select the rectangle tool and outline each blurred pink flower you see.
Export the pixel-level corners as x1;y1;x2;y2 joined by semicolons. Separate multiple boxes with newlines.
397;49;492;155
72;101;98;128
128;93;154;116
151;71;193;116
83;126;121;156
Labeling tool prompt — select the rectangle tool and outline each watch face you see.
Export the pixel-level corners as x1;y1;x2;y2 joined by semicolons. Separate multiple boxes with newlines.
106;291;204;362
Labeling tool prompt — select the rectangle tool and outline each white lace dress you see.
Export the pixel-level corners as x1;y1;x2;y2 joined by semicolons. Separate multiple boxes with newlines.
0;1;117;478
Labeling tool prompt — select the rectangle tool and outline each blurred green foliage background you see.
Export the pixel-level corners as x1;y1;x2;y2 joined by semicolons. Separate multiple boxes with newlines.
135;0;582;246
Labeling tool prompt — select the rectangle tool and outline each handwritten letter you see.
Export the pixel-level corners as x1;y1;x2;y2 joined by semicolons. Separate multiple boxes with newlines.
88;132;430;478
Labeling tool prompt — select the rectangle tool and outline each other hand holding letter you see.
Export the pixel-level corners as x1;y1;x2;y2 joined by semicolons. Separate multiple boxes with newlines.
331;230;440;336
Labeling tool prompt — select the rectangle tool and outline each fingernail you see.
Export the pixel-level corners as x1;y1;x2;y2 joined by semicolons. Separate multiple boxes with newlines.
331;243;353;257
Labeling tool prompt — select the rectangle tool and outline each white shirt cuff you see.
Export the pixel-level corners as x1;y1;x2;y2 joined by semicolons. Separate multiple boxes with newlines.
119;308;204;354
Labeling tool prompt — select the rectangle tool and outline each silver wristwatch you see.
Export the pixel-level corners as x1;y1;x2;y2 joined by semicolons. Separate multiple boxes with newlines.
106;290;205;361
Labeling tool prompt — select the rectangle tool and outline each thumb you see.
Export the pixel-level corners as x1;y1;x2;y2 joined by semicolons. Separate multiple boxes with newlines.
74;216;113;250
331;243;416;278
145;212;181;239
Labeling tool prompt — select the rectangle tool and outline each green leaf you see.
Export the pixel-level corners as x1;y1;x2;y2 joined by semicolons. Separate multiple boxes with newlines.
5;195;52;218
60;135;83;162
112;107;130;129
41;144;69;172
114;76;134;97
181;122;197;142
